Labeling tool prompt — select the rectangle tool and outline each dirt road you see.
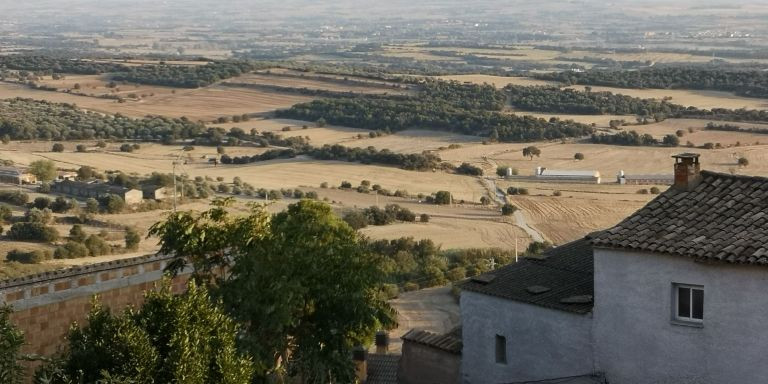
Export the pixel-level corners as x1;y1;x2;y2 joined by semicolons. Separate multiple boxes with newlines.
386;286;461;353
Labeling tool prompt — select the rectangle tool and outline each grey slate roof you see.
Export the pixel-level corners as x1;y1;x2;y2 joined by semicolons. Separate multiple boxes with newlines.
367;354;399;384
592;171;768;265
401;327;462;355
460;238;594;314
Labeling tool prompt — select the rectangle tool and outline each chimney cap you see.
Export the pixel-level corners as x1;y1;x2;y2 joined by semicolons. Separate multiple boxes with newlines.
672;153;700;160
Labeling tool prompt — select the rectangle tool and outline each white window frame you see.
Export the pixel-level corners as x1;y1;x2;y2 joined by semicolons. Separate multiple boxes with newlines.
673;283;704;324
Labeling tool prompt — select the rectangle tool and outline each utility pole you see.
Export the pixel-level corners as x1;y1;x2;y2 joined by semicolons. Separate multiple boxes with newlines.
172;160;178;212
515;237;519;263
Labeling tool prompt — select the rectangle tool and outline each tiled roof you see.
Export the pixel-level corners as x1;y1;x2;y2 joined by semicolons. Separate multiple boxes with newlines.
460;238;594;314
592;171;768;265
367;354;399;384
401;327;462;355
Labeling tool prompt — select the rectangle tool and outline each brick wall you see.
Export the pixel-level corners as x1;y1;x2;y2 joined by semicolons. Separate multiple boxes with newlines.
0;254;190;358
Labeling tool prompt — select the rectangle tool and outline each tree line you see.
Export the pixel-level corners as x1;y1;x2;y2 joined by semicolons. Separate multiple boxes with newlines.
535;67;768;98
0;98;206;141
0;55;128;75
276;81;595;142
221;144;444;171
505;85;688;116
111;61;259;88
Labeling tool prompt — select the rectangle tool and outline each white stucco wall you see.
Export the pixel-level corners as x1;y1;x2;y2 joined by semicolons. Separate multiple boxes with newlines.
593;248;768;384
460;291;594;384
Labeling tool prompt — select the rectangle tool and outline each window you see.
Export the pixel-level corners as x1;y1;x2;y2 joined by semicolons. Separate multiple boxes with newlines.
495;334;507;364
674;284;703;323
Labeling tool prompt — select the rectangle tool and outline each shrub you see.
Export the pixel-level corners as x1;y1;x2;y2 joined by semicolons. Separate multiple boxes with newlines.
50;196;75;213
738;157;749;167
506;187;520;195
501;203;517;216
446;267;467;282
84;234;111;256
637;189;649;194
480;196;491;205
434;191;452;205
650;187;661;194
32;197;51;209
305;191;319;200
0;205;11;223
52;143;65;152
496;166;510;177
381;284;399;299
293;190;305;199
0;191;29;206
456;162;483;176
320;182;329;188
7;222;59;242
403;282;419;292
119;143;134;152
98;194;125;213
125;227;141;250
85;198;99;214
675;130;686;137
574;152;585;160
702;142;715;149
7;249;51;264
340;181;352;189
54;241;90;259
553;190;562;197
342;210;369;230
76;144;87;153
420;213;430;223
69;224;87;243
518;188;529;195
25;208;52;224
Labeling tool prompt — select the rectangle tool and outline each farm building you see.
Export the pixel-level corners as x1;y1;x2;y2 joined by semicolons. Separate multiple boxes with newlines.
0;166;36;184
51;180;143;205
535;167;601;184
57;171;78;181
142;185;171;200
617;171;674;185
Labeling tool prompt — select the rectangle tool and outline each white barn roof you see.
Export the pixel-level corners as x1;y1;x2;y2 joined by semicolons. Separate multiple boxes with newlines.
540;169;600;178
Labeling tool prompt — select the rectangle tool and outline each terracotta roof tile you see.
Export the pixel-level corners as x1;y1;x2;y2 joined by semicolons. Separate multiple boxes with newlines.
460;238;594;314
592;171;768;265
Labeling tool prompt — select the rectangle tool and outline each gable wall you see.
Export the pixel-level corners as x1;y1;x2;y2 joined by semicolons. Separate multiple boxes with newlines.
460;291;594;383
593;248;768;384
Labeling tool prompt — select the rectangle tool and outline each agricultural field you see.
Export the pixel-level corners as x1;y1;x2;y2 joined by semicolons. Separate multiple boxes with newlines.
226;72;411;95
563;85;768;110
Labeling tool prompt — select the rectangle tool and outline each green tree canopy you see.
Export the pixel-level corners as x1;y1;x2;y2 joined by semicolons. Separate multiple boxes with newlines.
28;159;57;182
37;281;253;384
224;200;396;382
151;199;396;382
0;306;25;384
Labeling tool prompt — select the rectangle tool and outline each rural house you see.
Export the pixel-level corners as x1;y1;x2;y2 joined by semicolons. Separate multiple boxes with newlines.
51;180;143;205
142;185;171;200
0;166;36;184
460;153;768;384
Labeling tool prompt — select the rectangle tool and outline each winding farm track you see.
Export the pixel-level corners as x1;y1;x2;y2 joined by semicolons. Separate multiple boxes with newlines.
482;176;548;243
386;286;460;353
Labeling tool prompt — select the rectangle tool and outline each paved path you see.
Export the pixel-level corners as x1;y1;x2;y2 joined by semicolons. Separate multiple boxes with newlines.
386;286;460;353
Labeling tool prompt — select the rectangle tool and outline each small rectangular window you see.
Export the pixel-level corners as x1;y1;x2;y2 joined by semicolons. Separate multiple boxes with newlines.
674;284;703;323
495;334;507;364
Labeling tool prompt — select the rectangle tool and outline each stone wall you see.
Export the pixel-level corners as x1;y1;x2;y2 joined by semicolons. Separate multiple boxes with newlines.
0;254;189;358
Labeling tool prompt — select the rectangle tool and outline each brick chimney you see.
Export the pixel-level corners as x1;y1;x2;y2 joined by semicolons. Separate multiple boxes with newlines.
375;331;389;355
672;153;701;191
353;346;367;383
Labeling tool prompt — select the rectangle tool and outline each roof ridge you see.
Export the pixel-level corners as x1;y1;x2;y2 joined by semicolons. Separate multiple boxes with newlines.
700;170;768;183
